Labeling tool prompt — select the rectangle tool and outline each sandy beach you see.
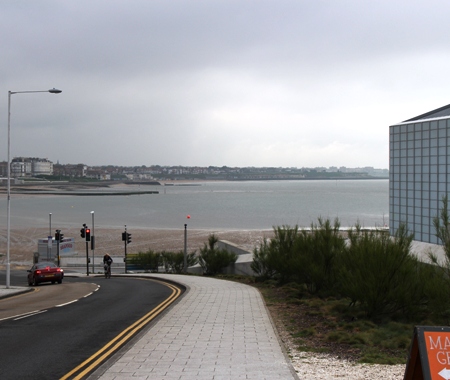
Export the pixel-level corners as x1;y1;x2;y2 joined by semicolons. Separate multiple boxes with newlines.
0;227;274;267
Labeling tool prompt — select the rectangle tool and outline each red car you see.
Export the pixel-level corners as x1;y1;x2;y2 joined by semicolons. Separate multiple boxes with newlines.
27;262;64;286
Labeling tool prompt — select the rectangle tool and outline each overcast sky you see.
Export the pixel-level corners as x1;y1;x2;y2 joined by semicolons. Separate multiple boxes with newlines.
1;0;449;169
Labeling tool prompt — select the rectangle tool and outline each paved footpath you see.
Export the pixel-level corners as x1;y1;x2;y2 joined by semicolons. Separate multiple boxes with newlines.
91;274;299;380
0;286;31;300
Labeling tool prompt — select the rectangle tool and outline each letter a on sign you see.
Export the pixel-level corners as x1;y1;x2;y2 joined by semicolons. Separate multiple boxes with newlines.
404;326;450;380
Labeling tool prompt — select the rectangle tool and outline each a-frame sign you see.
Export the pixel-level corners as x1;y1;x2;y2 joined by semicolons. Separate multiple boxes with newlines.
404;326;450;380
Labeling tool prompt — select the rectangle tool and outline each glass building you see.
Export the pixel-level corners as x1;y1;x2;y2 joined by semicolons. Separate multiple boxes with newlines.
389;104;450;244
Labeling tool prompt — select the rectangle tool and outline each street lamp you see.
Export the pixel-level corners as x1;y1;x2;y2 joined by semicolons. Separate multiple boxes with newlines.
48;212;52;261
5;88;62;288
91;211;95;273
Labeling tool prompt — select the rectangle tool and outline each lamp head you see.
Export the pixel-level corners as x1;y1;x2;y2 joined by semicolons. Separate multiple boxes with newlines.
48;88;62;94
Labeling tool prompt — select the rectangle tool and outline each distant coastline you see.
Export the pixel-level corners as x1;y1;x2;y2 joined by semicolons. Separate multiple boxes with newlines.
0;176;388;196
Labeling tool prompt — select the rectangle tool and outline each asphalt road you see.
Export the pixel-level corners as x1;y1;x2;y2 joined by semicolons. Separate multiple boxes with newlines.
0;270;178;379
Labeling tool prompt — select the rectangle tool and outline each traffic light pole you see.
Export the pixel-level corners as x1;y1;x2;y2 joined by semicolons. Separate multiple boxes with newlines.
122;225;132;274
124;225;127;274
56;229;61;267
91;211;95;274
85;240;89;276
57;239;60;266
184;223;187;274
81;224;90;276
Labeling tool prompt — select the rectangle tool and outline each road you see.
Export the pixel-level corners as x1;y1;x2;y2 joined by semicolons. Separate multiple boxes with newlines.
0;270;181;379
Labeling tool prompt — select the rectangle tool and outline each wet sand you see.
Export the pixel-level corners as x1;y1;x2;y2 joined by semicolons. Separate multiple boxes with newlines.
0;227;274;267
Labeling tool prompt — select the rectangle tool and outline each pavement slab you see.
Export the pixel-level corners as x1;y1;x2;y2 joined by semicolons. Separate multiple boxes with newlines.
92;274;299;380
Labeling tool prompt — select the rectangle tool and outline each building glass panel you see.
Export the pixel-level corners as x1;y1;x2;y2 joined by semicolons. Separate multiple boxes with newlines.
389;109;450;245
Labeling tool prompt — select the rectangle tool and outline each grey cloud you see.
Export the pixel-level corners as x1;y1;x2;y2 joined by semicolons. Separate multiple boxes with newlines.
2;0;450;168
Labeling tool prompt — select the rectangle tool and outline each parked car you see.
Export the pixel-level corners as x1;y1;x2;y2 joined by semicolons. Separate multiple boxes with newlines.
27;262;64;286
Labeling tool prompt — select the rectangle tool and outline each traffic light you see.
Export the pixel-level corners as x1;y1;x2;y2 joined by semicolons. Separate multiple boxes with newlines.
55;230;64;242
80;225;86;238
127;233;132;244
122;232;126;241
85;228;91;242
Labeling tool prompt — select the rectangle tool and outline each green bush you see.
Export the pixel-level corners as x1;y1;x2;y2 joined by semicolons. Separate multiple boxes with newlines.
419;259;450;323
337;224;428;320
128;250;161;272
252;220;345;293
251;237;278;281
270;225;301;284
291;218;345;294
161;250;198;274
252;225;299;284
198;234;238;275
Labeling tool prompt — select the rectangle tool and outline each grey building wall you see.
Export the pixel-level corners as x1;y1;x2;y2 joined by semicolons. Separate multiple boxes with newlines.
389;114;450;244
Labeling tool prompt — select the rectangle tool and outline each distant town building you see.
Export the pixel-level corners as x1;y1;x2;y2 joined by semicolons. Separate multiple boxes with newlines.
0;161;7;178
10;157;53;177
53;163;86;178
0;160;388;184
389;104;450;244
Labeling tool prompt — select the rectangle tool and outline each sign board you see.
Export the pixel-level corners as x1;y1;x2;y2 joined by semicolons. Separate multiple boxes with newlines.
404;326;450;380
38;237;75;259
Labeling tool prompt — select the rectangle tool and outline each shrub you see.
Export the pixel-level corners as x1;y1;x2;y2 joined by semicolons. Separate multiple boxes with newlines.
251;237;277;280
161;250;198;274
291;218;345;294
257;225;300;284
337;224;428;320
256;220;346;293
198;234;237;275
426;195;450;322
128;250;161;272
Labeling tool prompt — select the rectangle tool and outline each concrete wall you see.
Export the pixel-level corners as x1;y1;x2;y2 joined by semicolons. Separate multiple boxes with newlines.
188;240;256;276
59;255;124;270
217;240;251;256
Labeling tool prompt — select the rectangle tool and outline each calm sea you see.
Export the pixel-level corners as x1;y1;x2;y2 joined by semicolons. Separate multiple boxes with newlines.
0;180;388;230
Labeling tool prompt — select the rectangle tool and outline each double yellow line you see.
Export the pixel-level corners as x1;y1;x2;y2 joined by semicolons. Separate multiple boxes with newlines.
61;279;182;380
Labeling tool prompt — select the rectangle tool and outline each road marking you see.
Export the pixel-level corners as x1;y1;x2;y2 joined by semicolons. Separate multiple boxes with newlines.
0;309;43;322
56;300;78;307
60;279;182;380
14;310;47;320
0;284;100;322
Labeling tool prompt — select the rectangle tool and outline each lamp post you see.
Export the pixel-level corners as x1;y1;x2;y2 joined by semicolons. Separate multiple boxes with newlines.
48;212;52;261
5;88;62;288
184;214;191;274
91;211;95;273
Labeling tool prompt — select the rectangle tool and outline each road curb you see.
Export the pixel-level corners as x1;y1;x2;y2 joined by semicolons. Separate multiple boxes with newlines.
0;287;33;300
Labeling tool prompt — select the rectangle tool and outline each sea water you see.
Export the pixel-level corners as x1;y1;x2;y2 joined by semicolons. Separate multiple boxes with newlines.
0;180;388;230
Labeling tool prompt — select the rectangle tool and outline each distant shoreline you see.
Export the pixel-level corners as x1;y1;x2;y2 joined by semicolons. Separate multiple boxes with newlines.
0;176;388;196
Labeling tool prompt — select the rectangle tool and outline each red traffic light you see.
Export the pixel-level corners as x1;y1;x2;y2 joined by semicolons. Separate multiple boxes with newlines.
85;228;91;241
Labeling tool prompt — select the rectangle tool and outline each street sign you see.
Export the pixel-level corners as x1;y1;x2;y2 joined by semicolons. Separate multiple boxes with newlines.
404;326;450;380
